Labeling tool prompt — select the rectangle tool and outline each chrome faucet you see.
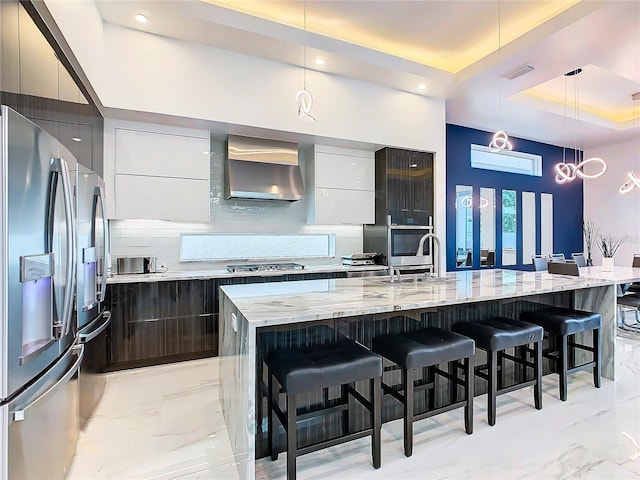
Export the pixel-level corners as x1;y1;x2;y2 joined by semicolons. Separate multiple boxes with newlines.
416;233;442;278
387;265;402;282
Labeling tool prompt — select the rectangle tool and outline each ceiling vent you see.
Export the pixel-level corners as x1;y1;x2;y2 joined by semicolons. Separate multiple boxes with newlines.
502;64;535;80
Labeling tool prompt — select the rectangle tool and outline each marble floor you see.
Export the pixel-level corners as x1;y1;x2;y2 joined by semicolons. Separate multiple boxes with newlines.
69;335;640;480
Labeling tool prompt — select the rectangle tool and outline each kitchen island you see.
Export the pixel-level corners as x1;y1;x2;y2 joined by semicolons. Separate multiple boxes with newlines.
218;269;617;480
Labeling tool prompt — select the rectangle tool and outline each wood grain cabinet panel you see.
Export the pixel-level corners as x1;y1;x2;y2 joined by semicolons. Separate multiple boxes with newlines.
106;280;218;370
106;274;346;370
374;147;434;226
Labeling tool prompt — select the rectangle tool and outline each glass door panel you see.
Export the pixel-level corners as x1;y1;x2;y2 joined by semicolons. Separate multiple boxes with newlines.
456;185;473;268
502;190;517;266
480;188;495;267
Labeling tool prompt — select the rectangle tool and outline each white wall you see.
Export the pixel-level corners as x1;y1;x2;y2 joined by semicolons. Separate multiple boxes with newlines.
584;138;640;265
46;4;448;269
99;24;445;153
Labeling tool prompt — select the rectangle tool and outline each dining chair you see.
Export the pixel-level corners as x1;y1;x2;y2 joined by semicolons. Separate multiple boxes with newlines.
571;253;587;267
624;255;640;294
532;256;548;272
486;251;495;267
547;261;580;276
549;253;566;263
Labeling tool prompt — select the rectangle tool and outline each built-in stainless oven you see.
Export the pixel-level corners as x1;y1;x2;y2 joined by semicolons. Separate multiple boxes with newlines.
388;224;433;269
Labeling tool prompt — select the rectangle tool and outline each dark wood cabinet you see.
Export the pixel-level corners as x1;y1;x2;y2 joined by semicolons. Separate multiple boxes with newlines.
105;272;348;371
105;280;217;370
374;147;434;226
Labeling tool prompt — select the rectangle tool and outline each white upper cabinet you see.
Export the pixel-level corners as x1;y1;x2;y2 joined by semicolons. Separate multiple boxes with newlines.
104;119;210;222
314;150;375;191
114;128;209;179
306;145;375;225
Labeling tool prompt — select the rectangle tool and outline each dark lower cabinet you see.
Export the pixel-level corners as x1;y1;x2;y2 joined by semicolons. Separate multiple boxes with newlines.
105;272;347;371
105;279;217;371
165;315;217;357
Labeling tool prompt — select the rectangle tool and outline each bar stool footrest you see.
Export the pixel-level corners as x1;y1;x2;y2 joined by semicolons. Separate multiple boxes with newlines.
297;429;374;457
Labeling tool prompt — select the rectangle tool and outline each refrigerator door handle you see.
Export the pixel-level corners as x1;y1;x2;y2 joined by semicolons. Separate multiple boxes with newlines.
53;158;77;337
96;185;109;302
79;310;111;344
12;344;84;422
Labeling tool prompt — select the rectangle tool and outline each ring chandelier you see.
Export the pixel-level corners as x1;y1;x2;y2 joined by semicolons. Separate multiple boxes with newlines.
619;172;640;194
489;130;512;153
488;1;512;153
296;3;315;122
296;90;315;121
554;157;607;184
554;68;607;184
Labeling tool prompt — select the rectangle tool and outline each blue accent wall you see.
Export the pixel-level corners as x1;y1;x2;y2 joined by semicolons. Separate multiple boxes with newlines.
446;124;583;271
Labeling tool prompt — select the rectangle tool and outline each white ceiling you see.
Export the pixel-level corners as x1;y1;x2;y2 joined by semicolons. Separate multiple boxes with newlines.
95;0;640;150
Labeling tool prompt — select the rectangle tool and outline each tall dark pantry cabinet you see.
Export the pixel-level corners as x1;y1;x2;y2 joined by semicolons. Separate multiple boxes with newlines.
373;148;434;226
364;147;435;265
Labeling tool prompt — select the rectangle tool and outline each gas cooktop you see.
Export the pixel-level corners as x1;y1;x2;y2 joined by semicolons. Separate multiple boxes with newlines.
226;262;305;273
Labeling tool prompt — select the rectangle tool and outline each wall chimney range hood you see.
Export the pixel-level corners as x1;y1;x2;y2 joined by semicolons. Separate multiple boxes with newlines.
225;135;304;201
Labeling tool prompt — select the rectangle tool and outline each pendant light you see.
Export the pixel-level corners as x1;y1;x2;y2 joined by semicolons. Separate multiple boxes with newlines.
296;2;315;121
619;92;640;193
554;68;607;183
489;1;512;153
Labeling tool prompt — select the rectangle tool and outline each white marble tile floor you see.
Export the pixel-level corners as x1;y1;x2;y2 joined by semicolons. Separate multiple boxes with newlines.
69;336;640;480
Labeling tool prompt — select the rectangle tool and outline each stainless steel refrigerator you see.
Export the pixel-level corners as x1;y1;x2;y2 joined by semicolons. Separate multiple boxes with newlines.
75;162;111;428
0;105;84;479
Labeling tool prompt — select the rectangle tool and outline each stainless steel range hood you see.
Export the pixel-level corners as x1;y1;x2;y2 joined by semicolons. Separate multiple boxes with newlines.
225;135;304;201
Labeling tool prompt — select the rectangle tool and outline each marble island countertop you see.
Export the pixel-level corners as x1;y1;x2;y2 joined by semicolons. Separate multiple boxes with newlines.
579;266;640;284
106;263;388;284
218;267;626;480
220;268;616;327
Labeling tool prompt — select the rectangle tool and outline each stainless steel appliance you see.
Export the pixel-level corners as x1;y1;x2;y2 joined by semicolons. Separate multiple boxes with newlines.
116;256;157;274
342;253;377;266
226;262;305;273
225;135;304;202
75;163;111;427
364;218;434;271
0;105;83;480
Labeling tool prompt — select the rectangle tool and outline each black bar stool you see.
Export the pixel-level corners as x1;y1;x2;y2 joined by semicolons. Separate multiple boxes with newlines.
372;327;475;457
266;338;382;480
521;307;602;401
452;317;543;426
257;325;341;433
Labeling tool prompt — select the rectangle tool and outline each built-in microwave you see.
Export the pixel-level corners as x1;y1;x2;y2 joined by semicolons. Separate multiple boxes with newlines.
387;225;433;269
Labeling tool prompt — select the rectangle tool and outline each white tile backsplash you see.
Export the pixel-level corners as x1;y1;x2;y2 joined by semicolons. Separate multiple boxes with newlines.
109;140;365;271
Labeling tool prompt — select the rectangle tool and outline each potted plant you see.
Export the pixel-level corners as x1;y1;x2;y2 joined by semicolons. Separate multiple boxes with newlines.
582;220;597;266
597;233;626;271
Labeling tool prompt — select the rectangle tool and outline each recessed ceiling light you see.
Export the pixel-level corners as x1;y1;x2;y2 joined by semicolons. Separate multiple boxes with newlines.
418;83;427;91
135;14;149;24
314;58;326;66
409;163;418;168
72;137;82;142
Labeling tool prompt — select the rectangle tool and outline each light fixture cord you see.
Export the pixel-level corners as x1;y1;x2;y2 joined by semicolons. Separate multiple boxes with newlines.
576;72;580;166
562;74;567;165
498;0;502;118
573;71;578;166
303;2;307;91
